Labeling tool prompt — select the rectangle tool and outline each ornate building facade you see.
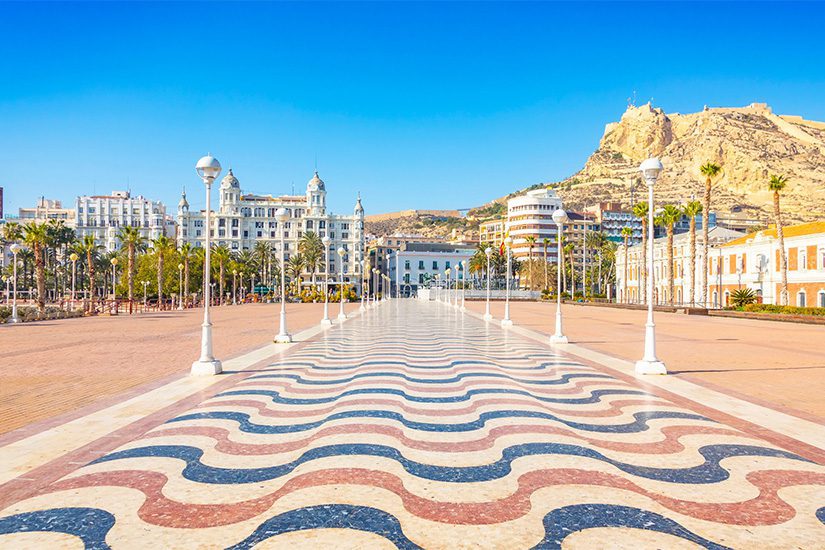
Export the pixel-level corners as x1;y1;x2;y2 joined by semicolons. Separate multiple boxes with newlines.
177;170;365;286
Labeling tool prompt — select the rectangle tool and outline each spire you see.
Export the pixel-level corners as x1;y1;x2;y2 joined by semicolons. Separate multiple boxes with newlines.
178;186;189;209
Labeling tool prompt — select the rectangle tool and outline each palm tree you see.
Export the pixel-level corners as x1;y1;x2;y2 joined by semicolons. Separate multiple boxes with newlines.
659;204;683;305
564;241;575;296
682;200;703;306
524;236;536;290
252;241;273;285
150;235;175;307
299;232;323;289
75;235;101;312
699;162;721;306
632;201;649;303
769;174;790;305
179;243;194;306
117;226;146;304
542;237;551;290
287;253;305;295
621;226;633;303
22;223;51;313
212;244;232;304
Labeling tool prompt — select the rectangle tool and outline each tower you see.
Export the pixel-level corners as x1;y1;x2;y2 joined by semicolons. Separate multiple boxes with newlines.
220;168;241;215
306;171;327;216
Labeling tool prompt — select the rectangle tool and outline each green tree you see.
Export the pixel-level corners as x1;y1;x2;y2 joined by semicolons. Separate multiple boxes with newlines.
682;200;703;306
117;226;146;303
699;162;722;306
542;237;551;290
620;226;633;303
22;223;51;313
299;232;323;288
769;174;790;305
150;235;175;306
178;243;195;305
75;235;101;312
524;235;536;290
212;244;232;304
659;204;683;305
632;201;649;303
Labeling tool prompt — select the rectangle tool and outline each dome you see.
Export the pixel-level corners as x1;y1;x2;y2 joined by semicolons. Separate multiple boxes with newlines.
354;193;364;215
220;168;240;190
178;188;189;209
307;170;325;192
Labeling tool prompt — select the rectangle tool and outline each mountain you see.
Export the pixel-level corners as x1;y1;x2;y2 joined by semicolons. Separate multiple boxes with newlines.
551;102;825;223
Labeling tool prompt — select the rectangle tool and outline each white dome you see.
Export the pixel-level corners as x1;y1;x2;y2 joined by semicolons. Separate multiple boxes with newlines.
220;168;240;189
307;171;325;192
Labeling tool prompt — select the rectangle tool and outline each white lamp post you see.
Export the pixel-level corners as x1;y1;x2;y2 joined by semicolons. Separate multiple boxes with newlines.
434;274;440;303
360;260;368;312
110;257;118;299
232;269;237;305
550;209;569;344
502;236;513;327
483;247;493;320
178;263;184;310
453;264;460;308
443;268;450;305
372;268;379;306
395;252;400;299
274;208;292;343
386;251;392;299
142;280;149;309
460;261;467;311
191;154;223;375
635;158;667;375
337;247;347;320
9;243;21;323
69;252;78;310
321;235;332;326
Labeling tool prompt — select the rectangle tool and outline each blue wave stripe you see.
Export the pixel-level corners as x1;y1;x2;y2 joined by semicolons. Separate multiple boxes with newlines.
534;503;731;549
227;504;420;550
216;387;651;406
168;409;706;434
0;507;115;550
245;371;611;385
91;443;807;485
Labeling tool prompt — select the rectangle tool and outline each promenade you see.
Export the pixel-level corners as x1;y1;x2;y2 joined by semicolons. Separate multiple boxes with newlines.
0;300;823;548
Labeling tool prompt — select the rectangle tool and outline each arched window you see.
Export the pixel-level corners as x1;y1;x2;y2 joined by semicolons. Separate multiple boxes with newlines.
818;291;825;308
712;291;718;308
723;291;730;306
797;291;807;307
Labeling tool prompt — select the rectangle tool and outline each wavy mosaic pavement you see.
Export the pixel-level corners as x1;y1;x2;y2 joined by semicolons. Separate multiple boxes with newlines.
1;300;824;548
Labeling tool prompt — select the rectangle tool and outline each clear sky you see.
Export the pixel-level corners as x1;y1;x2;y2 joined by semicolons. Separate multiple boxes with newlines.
2;1;824;217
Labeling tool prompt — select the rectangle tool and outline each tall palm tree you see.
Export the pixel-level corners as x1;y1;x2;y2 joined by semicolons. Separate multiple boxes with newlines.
252;241;273;285
699;162;721;306
542;237;551;290
524;236;536;290
682;200;703;306
23;223;51;313
632;201;649;304
117;226;146;304
179;243;194;306
75;235;101;312
564;241;575;296
287;253;305;295
299;232;323;289
621;226;633;303
659;204;683;305
769;174;790;305
150;235;175;307
212;244;232;304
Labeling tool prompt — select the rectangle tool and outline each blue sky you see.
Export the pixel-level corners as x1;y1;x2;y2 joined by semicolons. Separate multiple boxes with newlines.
2;1;824;217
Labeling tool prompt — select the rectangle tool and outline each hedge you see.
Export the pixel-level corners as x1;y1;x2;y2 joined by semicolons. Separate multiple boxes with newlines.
741;303;825;317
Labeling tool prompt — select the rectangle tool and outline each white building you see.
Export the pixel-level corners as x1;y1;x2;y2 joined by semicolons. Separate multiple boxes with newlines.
177;170;365;287
75;191;169;251
18;197;76;227
506;189;563;260
389;242;475;297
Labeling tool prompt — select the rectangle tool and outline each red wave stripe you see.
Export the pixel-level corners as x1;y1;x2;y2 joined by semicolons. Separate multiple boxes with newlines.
199;397;673;420
233;377;629;396
46;467;825;529
144;422;744;456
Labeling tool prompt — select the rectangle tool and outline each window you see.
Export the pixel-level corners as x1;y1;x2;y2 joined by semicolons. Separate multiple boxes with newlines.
798;291;807;307
405;260;410;270
445;261;451;270
819;291;825;308
419;260;425;269
432;261;438;270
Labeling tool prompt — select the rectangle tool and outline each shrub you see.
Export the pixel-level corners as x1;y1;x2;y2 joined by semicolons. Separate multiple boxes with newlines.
730;288;757;308
742;303;825;317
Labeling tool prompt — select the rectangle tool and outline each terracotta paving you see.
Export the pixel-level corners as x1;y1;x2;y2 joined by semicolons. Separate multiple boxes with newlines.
464;300;825;421
0;300;823;548
0;303;359;436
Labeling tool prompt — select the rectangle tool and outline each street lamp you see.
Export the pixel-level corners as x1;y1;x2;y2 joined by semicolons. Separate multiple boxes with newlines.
386;251;392;299
69;252;78;310
142;280;149;308
232;269;238;305
360;260;368;312
550;209;569;344
483;246;493;320
337;247;347;320
191;153;223;375
635;158;667;375
502;236;513;327
460;261;467;311
110;257;118;299
321;235;332;326
9;243;21;323
444;268;451;305
453;263;460;308
275;207;292;343
178;263;184;310
395;252;400;299
372;268;379;306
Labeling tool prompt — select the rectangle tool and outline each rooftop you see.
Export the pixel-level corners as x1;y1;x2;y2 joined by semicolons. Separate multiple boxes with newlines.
722;221;825;247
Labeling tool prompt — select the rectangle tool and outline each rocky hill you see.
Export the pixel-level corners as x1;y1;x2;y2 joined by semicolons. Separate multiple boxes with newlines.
554;102;825;223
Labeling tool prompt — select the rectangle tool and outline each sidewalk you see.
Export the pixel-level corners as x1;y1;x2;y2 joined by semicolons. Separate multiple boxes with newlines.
464;300;825;421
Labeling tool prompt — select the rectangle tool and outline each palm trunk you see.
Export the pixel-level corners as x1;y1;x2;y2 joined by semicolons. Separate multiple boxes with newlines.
623;237;629;303
157;253;164;307
688;218;696;306
701;179;711;306
184;261;190;307
543;245;549;290
35;244;46;313
127;245;135;302
640;221;647;304
667;226;674;305
774;191;789;305
219;262;225;305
